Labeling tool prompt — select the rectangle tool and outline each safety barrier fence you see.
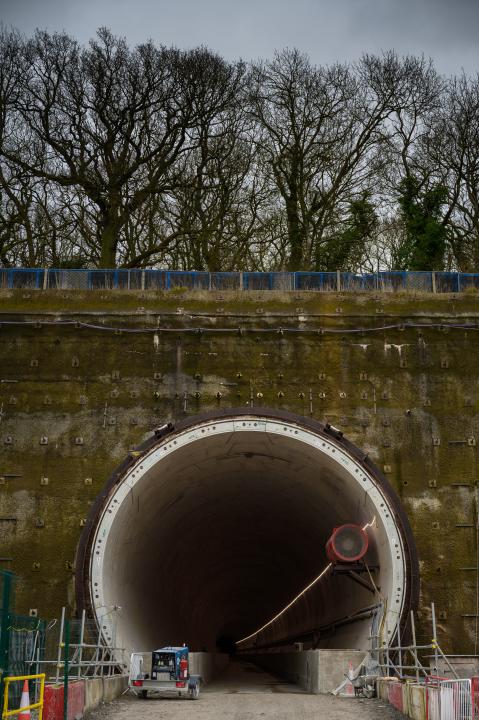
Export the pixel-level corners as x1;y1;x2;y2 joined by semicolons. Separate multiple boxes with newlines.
2;673;45;720
378;676;479;720
1;268;479;292
0;583;127;720
425;677;479;720
374;603;479;718
1;571;127;720
473;678;479;720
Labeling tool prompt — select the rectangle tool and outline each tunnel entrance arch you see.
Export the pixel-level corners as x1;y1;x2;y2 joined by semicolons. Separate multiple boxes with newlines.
76;408;419;657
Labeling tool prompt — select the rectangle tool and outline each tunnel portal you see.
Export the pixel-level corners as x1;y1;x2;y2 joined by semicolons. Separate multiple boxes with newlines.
76;409;419;657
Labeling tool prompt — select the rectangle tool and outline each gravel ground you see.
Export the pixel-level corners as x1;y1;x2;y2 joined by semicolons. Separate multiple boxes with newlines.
87;661;406;720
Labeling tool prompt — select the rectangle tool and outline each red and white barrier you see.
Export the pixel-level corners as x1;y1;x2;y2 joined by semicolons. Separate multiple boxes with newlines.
426;676;478;720
43;682;85;720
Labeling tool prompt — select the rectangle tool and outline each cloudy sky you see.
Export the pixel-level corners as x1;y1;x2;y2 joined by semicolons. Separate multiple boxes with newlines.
1;0;478;75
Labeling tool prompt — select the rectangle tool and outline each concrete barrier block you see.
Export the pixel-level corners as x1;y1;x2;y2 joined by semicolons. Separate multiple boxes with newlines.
102;676;128;703
247;651;317;692
388;681;404;713
376;678;390;701
188;653;228;685
44;682;85;720
317;650;366;694
407;683;426;720
84;678;103;713
248;649;365;694
402;683;410;716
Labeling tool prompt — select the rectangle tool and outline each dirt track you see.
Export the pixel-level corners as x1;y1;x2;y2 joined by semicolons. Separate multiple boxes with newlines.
87;660;405;720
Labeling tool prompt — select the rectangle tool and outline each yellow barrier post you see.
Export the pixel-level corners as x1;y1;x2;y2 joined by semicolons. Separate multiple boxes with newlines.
2;674;45;720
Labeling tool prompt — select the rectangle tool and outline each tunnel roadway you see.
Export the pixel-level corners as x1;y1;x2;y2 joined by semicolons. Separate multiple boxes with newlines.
87;661;406;720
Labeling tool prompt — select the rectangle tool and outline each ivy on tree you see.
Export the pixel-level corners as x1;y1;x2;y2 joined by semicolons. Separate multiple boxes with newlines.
397;176;447;271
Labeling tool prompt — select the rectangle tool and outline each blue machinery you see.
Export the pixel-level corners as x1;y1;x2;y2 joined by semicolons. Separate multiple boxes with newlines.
129;646;200;700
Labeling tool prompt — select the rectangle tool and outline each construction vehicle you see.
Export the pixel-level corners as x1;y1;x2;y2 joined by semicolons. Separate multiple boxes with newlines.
129;646;201;700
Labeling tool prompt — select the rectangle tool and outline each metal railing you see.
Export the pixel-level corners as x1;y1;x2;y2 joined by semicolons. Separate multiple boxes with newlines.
426;677;477;720
1;268;479;293
2;674;45;720
374;604;479;719
35;608;127;682
375;604;460;683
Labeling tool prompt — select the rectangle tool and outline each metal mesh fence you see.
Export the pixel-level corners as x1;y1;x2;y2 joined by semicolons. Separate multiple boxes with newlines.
0;269;45;289
144;270;210;290
295;272;338;291
210;272;241;290
0;569;125;715
340;273;374;291
435;272;463;293
374;271;434;292
6;615;46;707
0;570;15;709
48;269;90;289
1;268;479;292
243;272;294;290
457;274;479;292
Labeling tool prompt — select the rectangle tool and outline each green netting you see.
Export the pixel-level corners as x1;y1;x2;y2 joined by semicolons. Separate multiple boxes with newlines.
6;615;46;707
1;571;48;710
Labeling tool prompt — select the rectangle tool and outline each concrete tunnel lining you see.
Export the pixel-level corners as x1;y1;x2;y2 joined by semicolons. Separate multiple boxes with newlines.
77;410;418;659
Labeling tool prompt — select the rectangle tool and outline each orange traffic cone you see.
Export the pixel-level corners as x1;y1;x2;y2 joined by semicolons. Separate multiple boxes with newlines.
18;679;31;720
344;661;355;697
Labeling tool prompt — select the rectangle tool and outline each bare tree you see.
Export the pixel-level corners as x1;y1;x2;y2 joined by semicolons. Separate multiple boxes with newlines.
115;49;268;270
428;74;479;270
4;29;251;267
1;25;478;275
170;105;266;270
249;50;411;270
0;27;35;265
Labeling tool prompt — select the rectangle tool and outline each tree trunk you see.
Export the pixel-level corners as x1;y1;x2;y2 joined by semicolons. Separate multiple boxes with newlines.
285;195;306;271
98;205;122;268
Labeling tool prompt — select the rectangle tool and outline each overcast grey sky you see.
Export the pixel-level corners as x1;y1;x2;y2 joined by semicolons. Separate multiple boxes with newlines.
1;0;478;76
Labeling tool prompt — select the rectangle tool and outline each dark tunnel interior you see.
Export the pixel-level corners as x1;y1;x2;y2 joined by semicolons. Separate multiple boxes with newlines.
86;417;408;657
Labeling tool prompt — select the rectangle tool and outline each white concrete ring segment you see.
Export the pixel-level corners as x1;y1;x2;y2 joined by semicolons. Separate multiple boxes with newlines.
90;416;408;656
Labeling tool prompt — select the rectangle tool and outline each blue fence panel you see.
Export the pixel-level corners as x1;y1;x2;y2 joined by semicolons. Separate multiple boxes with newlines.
210;272;241;290
0;269;9;288
116;269;143;289
340;272;369;291
143;270;211;290
3;267;479;292
143;270;166;290
361;274;374;290
89;270;116;289
380;271;405;291
295;272;337;291
243;272;272;290
435;272;460;293
47;269;89;289
403;272;433;292
376;271;407;292
270;272;294;290
344;271;433;292
244;272;294;290
169;271;210;289
0;268;44;289
457;273;479;291
243;272;267;290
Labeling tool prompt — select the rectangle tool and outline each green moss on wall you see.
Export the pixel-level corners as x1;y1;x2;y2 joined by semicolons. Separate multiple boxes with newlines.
1;289;479;653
